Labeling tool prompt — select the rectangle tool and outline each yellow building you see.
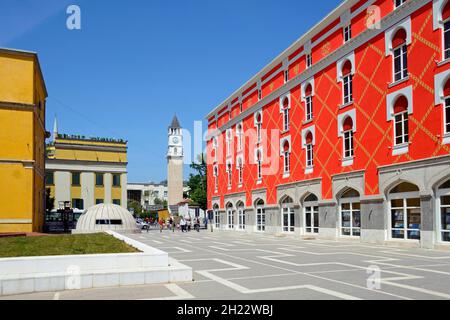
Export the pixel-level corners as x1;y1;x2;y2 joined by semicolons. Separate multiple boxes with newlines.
0;48;48;233
46;121;128;211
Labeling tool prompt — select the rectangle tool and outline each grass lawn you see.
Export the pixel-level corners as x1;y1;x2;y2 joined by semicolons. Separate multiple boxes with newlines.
0;233;140;258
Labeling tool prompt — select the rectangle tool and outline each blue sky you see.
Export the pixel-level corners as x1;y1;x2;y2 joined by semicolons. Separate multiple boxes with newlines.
2;0;341;183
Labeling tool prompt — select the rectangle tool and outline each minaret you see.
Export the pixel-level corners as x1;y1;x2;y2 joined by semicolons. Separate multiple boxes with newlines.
167;115;184;207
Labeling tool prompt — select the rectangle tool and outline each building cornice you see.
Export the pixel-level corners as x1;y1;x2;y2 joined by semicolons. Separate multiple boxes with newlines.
54;143;128;153
378;154;450;173
45;158;128;173
205;0;429;136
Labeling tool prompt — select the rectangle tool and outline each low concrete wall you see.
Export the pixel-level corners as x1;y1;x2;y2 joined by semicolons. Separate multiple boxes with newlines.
0;231;192;296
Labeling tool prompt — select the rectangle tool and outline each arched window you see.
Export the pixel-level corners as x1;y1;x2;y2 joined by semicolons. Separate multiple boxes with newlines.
340;188;361;237
226;203;235;230
236;123;243;151
226;129;232;156
213;166;218;192
443;1;450;59
213;204;220;229
305;131;314;168
256;149;263;181
393;95;409;146
444;78;450;134
342;60;353;104
282;97;290;131
237;157;243;186
389;182;421;240
281;196;295;233
342;116;354;159
237;201;245;230
438;179;450;242
392;28;408;82
255;199;266;232
283;140;291;175
226;162;232;188
303;193;319;234
305;84;313;121
255;112;262;143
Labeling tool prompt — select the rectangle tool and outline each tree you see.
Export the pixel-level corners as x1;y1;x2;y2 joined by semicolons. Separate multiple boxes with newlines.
45;188;54;213
127;200;142;216
187;153;207;211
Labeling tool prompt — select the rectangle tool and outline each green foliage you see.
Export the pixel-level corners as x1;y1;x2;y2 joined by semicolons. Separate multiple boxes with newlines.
127;200;142;215
187;153;207;211
45;188;54;213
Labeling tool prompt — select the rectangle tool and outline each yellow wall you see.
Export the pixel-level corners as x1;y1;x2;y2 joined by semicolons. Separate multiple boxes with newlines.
0;54;34;104
0;50;47;233
54;149;127;162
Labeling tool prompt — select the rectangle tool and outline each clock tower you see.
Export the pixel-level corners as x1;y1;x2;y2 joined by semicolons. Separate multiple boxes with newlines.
167;115;184;206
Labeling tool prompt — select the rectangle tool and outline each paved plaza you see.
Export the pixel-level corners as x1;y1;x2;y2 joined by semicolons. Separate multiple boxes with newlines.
3;230;450;300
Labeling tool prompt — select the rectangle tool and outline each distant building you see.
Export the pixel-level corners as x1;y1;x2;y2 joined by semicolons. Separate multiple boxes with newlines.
127;181;189;210
0;48;48;233
46;119;128;211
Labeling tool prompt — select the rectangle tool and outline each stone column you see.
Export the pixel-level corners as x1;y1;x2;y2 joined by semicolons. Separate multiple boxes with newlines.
360;195;386;244
318;200;338;239
420;193;436;249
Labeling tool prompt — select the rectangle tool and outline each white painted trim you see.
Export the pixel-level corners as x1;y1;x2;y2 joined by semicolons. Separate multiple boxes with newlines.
385;16;412;56
279;92;291;113
392;143;409;156
301;77;315;102
0;219;32;224
434;69;450;105
301;125;316;148
386;85;413;121
433;0;447;30
342;157;354;167
336;51;356;81
337;108;357;136
279;136;292;156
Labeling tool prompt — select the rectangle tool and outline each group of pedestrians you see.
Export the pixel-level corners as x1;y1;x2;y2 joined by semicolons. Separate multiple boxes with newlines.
157;216;202;233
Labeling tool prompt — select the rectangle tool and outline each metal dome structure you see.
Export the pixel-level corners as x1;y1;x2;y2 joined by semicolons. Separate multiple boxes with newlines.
73;203;139;234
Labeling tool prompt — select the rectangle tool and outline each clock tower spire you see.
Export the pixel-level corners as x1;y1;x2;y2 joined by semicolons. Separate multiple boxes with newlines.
167;115;184;207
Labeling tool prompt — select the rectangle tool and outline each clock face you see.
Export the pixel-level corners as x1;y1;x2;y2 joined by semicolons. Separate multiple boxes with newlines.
172;137;179;144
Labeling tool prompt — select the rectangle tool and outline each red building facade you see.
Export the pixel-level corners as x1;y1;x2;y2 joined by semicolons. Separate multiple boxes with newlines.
205;0;450;249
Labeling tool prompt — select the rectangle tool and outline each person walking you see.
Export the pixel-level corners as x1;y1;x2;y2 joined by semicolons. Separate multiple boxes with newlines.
194;217;201;232
159;219;164;233
180;218;186;233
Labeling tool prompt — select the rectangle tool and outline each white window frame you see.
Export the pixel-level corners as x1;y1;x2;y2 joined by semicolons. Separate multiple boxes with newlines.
437;184;450;243
213;206;220;229
393;43;408;82
306;53;312;68
343;73;353;104
339;197;361;237
284;151;291;176
236;123;243;152
238;205;246;230
226;129;232;157
227;206;235;230
304;202;319;234
344;24;352;43
281;204;295;233
256;204;266;232
306;95;313;121
226;162;232;189
237;156;244;187
343;129;354;159
279;94;291;132
389;192;421;241
213;166;218;193
444;19;450;61
394;110;409;146
445;96;450;135
302;126;315;174
254;112;263;144
386;86;413;155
